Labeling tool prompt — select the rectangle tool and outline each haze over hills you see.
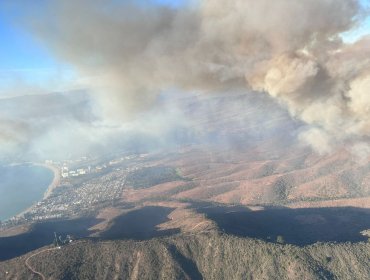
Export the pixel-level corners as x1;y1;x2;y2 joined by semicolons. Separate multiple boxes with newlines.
1;90;370;279
0;88;299;162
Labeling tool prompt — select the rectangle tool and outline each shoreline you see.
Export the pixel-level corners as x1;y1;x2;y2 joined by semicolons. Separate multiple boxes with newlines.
33;163;61;200
14;163;61;219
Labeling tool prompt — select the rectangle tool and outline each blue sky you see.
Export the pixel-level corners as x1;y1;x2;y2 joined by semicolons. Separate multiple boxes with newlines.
0;15;54;77
0;0;369;96
0;7;74;94
152;0;187;7
341;0;370;42
0;0;188;95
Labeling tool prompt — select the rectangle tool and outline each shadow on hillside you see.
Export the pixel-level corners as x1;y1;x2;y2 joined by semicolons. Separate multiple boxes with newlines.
99;206;180;240
168;245;203;280
0;217;103;261
195;204;370;246
0;206;180;261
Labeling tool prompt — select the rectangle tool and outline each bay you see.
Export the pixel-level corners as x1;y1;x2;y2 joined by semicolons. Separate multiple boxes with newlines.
0;164;54;221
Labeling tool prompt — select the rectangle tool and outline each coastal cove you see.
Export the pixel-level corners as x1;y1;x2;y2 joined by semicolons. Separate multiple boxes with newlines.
0;164;55;222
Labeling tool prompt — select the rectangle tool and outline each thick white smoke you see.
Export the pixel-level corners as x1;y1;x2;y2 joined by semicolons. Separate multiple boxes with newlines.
3;0;370;155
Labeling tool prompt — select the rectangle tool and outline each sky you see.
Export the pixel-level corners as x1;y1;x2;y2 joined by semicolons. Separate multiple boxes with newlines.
1;0;370;161
0;0;188;96
0;11;75;97
0;0;369;97
342;0;370;42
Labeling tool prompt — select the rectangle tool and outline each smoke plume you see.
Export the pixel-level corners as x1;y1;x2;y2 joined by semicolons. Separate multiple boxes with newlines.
4;0;370;154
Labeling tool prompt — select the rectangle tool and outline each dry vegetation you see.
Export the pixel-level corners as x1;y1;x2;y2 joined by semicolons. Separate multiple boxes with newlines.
1;233;370;280
133;146;370;209
2;135;370;279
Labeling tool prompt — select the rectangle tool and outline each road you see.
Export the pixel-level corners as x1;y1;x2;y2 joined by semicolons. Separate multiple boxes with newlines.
25;241;85;280
25;247;59;280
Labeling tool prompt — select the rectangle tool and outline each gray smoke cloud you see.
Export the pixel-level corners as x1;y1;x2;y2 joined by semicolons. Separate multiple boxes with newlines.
0;119;31;157
3;0;370;155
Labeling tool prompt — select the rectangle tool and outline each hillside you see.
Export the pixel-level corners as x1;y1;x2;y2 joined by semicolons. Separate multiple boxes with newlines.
1;232;370;280
122;145;370;208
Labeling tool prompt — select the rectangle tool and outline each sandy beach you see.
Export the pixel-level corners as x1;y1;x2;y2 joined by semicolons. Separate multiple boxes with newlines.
34;163;61;199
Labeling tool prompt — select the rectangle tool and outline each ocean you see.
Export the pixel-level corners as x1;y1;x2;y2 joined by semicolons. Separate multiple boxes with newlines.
0;164;54;222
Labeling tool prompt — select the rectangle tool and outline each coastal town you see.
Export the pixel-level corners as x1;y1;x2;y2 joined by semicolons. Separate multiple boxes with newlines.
0;153;150;229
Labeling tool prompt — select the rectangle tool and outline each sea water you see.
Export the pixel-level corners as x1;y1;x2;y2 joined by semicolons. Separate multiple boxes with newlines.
0;164;53;222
